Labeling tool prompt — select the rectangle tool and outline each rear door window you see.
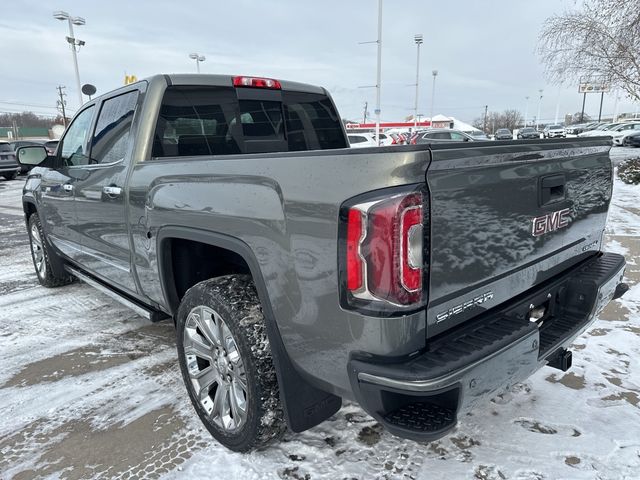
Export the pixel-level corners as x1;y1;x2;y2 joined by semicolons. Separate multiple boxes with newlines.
91;90;139;164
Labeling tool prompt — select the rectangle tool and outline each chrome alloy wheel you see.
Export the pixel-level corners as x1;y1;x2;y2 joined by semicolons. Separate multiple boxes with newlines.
30;224;46;278
183;305;248;432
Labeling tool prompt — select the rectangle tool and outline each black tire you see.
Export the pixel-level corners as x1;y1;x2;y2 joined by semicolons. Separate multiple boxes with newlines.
28;213;74;287
176;275;286;452
3;171;18;180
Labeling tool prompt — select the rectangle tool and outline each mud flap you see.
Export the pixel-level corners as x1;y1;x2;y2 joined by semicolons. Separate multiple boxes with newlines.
266;324;342;432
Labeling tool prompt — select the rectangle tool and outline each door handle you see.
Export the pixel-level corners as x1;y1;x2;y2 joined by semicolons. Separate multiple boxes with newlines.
539;174;566;206
103;186;122;197
62;184;74;192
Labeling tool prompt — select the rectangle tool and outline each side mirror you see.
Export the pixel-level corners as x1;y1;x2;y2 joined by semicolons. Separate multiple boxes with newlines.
16;145;49;168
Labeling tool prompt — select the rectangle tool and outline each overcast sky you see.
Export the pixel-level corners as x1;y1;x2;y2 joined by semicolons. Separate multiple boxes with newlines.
2;0;638;125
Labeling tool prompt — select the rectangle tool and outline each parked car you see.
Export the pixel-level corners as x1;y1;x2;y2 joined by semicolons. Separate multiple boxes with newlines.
565;124;586;135
578;123;623;137
543;125;566;138
494;128;513;140
408;130;428;145
348;133;378;148
0;141;20;180
17;74;627;452
10;141;42;173
517;127;540;139
622;131;640;147
43;140;59;155
9;140;41;150
469;131;490;141
416;129;476;143
608;123;640;146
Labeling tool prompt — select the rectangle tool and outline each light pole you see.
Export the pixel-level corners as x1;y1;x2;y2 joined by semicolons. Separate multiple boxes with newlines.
413;34;423;129
374;0;383;145
430;70;438;122
535;89;543;130
524;96;529;127
189;53;206;73
53;11;85;107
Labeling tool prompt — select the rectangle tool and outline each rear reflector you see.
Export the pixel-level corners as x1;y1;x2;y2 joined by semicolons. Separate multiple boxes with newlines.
233;76;282;90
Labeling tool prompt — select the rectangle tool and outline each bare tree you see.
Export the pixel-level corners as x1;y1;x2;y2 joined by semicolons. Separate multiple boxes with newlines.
567;112;593;124
473;109;523;133
538;0;640;101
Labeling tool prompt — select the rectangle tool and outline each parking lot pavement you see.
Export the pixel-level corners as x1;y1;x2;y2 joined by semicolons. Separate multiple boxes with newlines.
1;149;639;480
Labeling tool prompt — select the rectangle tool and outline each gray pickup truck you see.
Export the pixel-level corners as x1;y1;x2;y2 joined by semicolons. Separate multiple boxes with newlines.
17;74;628;452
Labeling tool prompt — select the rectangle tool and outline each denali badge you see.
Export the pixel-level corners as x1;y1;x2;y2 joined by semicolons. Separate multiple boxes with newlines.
436;291;494;323
532;208;570;237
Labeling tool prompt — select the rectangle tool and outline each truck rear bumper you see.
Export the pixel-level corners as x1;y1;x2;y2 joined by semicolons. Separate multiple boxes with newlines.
348;252;626;442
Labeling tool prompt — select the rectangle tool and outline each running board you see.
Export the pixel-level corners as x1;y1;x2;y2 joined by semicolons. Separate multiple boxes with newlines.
65;266;169;322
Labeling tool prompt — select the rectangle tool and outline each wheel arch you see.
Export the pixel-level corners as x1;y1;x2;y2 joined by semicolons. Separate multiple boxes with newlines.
156;226;341;432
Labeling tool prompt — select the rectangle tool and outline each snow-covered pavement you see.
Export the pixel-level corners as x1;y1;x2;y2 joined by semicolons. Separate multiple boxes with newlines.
0;149;639;480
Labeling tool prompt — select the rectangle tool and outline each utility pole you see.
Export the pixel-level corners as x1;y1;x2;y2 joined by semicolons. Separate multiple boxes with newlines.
56;85;68;128
483;105;488;133
580;92;587;122
374;0;383;145
413;34;423;128
363;101;369;124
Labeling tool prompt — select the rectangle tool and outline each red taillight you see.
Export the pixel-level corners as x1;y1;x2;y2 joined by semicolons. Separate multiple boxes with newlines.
232;76;282;89
346;208;364;291
344;191;425;308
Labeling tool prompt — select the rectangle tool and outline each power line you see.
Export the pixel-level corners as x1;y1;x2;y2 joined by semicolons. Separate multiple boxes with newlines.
0;100;60;110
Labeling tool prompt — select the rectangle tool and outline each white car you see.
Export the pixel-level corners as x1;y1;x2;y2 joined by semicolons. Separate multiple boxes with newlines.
577;123;623;137
347;133;378;148
609;123;640;146
543;125;566;138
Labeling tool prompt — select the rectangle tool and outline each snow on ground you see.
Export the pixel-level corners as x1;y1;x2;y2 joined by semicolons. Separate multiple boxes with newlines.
0;148;639;480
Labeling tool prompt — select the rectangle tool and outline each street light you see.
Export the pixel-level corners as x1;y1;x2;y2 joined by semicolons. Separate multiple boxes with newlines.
430;70;438;122
189;53;206;73
524;96;530;127
536;89;543;130
412;34;423;129
53;11;86;107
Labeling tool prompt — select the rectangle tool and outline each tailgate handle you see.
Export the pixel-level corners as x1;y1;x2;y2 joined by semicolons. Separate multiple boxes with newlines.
540;174;565;205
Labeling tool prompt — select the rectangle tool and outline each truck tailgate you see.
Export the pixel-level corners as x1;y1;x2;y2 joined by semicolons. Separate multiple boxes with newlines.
425;139;612;337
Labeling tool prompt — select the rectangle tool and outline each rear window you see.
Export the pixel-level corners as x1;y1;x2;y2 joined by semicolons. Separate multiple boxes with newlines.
0;143;12;153
152;86;346;158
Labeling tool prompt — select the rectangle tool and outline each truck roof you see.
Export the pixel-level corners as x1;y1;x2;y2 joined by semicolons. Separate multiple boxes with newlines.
91;74;327;105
